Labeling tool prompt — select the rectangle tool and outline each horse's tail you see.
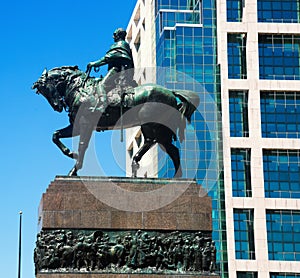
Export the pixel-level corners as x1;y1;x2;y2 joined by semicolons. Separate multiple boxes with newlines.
173;90;199;142
173;90;199;123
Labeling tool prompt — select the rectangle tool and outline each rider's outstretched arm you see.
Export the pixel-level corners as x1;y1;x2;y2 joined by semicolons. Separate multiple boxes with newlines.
87;56;108;70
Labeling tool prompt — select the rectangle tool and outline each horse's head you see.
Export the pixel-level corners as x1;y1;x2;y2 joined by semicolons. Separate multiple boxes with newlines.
32;66;80;113
32;68;65;112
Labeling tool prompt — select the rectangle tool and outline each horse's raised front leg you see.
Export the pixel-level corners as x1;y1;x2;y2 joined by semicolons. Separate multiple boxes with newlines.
52;124;79;159
68;116;94;176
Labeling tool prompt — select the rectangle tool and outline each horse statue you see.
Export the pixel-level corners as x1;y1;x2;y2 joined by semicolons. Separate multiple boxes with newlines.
32;66;199;177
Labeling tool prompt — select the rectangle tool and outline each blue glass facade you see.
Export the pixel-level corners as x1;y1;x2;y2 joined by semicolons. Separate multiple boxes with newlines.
154;0;226;275
270;273;300;278
155;4;220;178
227;0;243;22
259;35;300;80
257;0;300;23
227;33;247;79
234;209;256;260
237;272;258;278
231;149;251;197
266;210;300;261
229;90;249;137
261;91;300;139
263;150;300;199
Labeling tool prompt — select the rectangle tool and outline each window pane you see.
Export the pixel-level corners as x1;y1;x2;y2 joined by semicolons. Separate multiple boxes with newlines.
266;210;300;261
234;209;255;259
227;0;243;22
231;149;252;197
257;0;300;23
229;91;249;137
228;34;247;79
261;91;300;138
259;35;300;80
263;150;300;198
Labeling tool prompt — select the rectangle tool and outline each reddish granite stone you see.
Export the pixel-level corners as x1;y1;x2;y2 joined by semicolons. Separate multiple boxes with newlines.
111;210;143;229
38;176;212;231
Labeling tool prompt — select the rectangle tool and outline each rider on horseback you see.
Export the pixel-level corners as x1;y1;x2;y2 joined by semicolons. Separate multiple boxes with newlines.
86;28;135;112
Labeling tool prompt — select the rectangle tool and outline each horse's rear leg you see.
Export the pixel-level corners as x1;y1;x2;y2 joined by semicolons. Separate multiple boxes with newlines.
161;142;182;178
132;139;155;178
131;124;156;177
151;123;182;178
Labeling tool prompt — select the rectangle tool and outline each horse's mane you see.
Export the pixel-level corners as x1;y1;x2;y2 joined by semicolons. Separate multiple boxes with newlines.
50;65;79;72
47;65;83;82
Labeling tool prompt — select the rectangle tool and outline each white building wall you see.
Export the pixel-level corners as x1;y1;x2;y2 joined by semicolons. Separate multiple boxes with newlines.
125;0;158;178
217;0;300;277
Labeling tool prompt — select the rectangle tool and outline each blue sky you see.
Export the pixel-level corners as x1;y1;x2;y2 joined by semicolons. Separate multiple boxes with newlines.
0;0;137;276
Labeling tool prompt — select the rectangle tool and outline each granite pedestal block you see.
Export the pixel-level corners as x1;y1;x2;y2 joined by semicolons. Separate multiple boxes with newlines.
35;176;216;278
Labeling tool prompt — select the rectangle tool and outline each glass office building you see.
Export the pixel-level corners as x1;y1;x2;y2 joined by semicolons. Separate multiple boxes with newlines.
126;0;300;277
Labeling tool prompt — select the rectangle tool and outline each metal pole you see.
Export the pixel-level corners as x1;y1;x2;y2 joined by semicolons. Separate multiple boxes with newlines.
18;211;22;278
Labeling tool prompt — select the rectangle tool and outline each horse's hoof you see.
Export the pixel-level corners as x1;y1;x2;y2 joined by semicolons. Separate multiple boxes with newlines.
174;168;182;178
68;168;78;176
131;161;140;178
132;170;137;178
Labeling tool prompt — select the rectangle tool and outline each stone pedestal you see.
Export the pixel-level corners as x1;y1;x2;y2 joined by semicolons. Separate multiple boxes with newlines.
35;176;216;277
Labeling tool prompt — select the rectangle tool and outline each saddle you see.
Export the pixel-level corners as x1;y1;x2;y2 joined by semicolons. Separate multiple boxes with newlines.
92;74;137;113
106;84;135;108
77;76;136;113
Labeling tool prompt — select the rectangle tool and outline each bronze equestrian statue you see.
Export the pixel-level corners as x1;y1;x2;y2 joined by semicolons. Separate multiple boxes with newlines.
86;28;136;113
32;65;199;177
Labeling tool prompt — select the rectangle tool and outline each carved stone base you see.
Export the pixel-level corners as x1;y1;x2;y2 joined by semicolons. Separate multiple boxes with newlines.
37;274;215;278
35;176;217;277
